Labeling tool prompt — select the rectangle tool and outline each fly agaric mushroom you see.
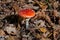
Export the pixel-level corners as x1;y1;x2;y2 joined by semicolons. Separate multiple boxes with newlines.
18;9;35;29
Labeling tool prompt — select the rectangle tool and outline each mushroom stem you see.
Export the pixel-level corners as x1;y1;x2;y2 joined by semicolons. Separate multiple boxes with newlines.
26;19;30;29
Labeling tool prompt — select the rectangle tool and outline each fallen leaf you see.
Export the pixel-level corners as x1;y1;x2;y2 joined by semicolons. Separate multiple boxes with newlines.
0;29;5;36
39;27;47;33
13;3;19;13
6;36;16;40
35;34;41;38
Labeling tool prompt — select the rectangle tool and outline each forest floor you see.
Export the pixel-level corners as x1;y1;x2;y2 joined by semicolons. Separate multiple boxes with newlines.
0;0;60;40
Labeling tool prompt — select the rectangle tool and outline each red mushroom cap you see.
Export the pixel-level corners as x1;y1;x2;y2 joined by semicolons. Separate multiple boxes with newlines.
18;9;35;18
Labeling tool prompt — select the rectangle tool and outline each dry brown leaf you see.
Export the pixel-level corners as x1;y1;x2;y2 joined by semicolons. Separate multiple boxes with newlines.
53;10;59;17
35;34;41;38
39;27;47;33
13;3;19;13
7;36;16;40
39;2;47;10
0;29;5;36
17;23;21;31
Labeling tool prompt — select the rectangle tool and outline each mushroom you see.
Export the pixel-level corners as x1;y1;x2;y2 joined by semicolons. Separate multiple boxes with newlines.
18;9;35;29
